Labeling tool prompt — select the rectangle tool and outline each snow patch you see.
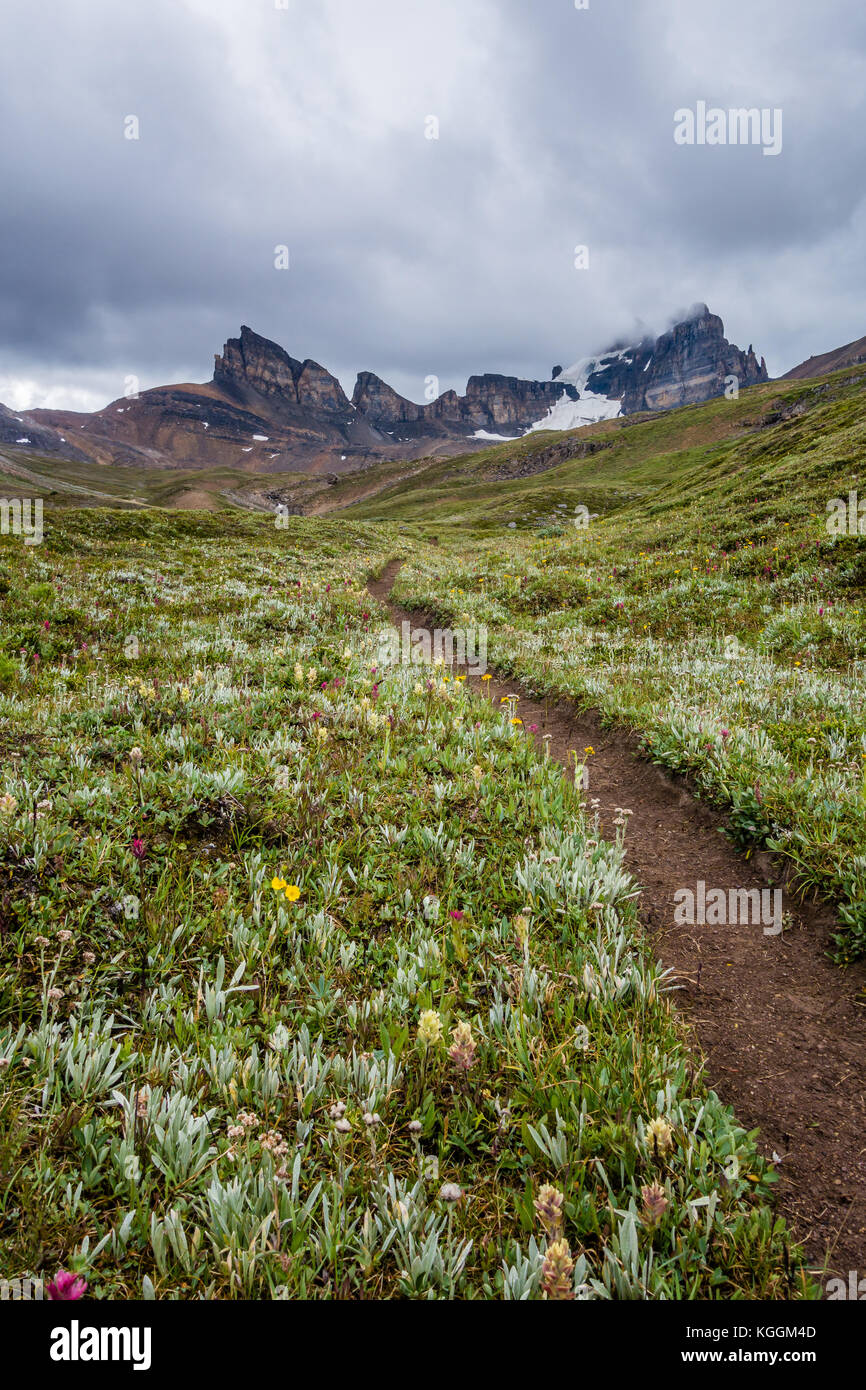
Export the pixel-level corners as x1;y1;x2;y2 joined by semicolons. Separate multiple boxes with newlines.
15;436;31;444
472;429;521;442
252;434;269;441
526;347;632;432
526;387;621;433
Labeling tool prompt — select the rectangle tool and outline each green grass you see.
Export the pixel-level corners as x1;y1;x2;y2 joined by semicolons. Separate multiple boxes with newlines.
387;368;866;958
2;362;864;1299
0;511;807;1300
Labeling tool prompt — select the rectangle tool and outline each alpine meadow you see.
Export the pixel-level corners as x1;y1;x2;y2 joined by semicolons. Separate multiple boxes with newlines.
1;0;864;1357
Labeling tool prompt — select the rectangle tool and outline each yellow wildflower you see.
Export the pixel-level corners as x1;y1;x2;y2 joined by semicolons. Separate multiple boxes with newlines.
417;1009;442;1046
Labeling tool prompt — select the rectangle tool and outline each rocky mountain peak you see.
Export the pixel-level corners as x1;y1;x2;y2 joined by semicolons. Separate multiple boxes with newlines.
214;327;351;413
351;372;423;424
214;326;301;398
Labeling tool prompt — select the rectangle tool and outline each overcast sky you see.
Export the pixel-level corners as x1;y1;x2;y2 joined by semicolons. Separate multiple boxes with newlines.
1;0;864;411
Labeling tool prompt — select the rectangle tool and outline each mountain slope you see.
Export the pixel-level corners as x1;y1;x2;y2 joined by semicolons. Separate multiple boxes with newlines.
782;333;866;380
338;359;866;531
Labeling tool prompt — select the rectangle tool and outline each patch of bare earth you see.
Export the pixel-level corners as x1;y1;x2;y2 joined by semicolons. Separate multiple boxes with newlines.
368;559;866;1280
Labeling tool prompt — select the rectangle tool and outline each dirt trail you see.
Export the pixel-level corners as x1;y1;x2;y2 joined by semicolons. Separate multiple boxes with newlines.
368;559;866;1280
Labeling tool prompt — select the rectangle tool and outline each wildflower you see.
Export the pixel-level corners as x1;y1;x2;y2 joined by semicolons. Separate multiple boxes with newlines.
472;764;483;786
448;1020;477;1071
645;1116;675;1156
513;914;529;946
334;1118;352;1134
510;717;523;726
449;909;464;922
408;1120;423;1135
179;686;191;702
47;1270;87;1302
329;1101;347;1119
417;1009;442;1046
439;1182;462;1203
259;1129;289;1157
284;884;301;902
82;951;95;965
193;669;205;685
534;1183;565;1238
271;876;287;892
130;838;146;860
57;930;73;943
541;1239;575;1300
47;987;64;1003
128;746;143;765
0;794;19;816
641;1181;669;1228
363;1112;381;1126
237;1110;258;1129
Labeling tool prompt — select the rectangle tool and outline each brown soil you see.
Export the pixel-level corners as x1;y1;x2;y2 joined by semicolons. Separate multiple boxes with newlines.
368;559;866;1281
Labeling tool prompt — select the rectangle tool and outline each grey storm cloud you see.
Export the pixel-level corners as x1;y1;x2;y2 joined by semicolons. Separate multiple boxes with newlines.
0;0;864;410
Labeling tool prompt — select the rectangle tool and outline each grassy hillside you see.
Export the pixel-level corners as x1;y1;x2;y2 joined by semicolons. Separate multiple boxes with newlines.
384;366;866;957
342;364;866;531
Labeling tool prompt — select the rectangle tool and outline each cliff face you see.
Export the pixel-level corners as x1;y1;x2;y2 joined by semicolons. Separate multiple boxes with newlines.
460;375;577;431
213;326;299;399
620;306;768;412
352;369;575;433
214;326;352;414
352;372;423;423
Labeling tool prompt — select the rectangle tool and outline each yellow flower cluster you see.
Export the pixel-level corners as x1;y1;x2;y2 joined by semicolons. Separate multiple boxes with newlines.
126;676;157;701
271;876;301;903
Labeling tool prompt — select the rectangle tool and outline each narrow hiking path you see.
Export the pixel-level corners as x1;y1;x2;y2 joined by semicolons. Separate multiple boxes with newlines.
368;558;866;1280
